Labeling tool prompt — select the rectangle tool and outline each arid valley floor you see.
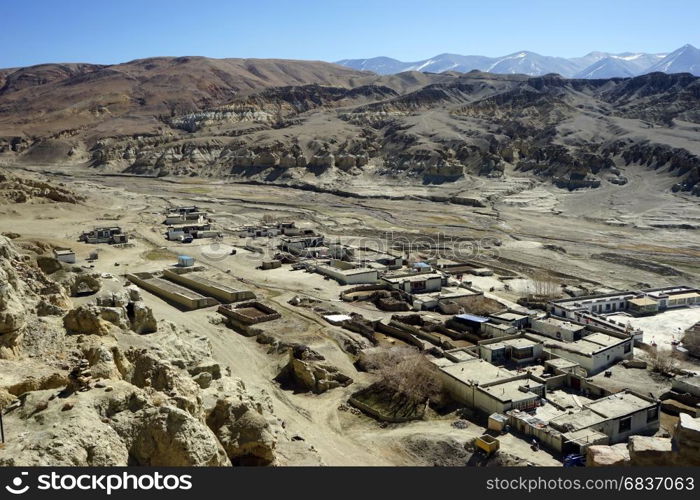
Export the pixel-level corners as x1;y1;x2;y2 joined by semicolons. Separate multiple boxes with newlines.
0;161;698;466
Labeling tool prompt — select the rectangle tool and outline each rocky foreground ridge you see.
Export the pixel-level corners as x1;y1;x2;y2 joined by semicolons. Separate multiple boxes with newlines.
0;58;698;196
0;232;313;466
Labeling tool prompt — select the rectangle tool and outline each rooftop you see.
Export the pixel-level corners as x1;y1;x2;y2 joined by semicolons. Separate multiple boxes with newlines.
583;332;628;348
491;312;529;321
562;427;609;445
418;287;479;300
535;317;586;331
316;264;377;276
545;358;581;369
502;338;539;349
440;359;515;386
382;272;443;283
549;408;606;432
586;392;656;420
145;277;207;300
180;273;247;294
479;378;542;403
628;297;658;307
455;313;490;323
485;323;514;331
443;347;479;362
482;338;539;352
527;332;627;356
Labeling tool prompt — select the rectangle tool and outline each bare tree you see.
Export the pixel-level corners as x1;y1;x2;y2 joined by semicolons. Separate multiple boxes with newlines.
361;347;443;405
647;348;678;376
530;271;560;299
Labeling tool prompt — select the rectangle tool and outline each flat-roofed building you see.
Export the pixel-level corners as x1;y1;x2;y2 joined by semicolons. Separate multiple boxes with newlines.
482;321;518;338
127;272;219;310
526;331;633;375
531;317;586;341
162;269;254;303
489;311;530;329
435;358;516;407
547;390;659;453
53;248;76;264
315;260;379;285
475;377;545;414
411;286;480;311
479;338;543;365
627;296;659;316
381;272;444;294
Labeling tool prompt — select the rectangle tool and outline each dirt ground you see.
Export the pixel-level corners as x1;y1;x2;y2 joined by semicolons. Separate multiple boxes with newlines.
1;163;699;466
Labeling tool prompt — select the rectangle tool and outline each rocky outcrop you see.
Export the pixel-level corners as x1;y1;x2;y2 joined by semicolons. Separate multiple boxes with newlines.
36;256;62;275
0;235;68;358
0;334;283;466
587;413;700;466
127;406;230;466
63;287;157;335
628;436;674;466
63;305;113;335
62;273;102;296
130;301;157;334
586;444;629;467
204;379;276;465
276;347;353;394
0;218;291;467
674;412;700;465
0;170;85;204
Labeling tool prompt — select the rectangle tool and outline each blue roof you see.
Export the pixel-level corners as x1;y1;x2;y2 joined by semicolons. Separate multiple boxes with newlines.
414;262;431;268
178;255;193;259
455;314;490;323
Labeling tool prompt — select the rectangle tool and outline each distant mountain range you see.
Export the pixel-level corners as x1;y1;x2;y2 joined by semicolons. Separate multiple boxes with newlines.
336;44;700;78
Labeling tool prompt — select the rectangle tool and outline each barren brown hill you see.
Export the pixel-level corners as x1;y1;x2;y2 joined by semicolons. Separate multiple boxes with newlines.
0;57;699;197
0;57;370;138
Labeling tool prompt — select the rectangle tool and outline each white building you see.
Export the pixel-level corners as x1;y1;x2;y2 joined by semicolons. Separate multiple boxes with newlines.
526;331;633;375
315;260;379;285
531;317;586;342
548;391;659;449
53;248;76;264
381;272;444;294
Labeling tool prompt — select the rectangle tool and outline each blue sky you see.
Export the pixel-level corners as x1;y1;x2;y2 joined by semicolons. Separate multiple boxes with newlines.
1;0;698;67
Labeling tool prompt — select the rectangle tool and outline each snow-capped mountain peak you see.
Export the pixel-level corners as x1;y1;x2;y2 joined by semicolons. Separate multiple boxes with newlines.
335;45;699;78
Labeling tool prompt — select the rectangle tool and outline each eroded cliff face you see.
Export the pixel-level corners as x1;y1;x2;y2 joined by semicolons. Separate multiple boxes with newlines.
2;64;699;195
0;235;309;466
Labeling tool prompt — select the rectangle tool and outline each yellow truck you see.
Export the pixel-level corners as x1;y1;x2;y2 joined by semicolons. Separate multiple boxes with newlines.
475;435;500;456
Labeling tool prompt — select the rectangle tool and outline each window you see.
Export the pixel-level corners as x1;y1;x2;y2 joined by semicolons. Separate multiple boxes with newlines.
647;407;659;423
624;342;631;353
618;416;632;433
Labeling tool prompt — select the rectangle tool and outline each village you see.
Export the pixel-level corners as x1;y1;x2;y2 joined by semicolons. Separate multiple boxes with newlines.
50;192;700;466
